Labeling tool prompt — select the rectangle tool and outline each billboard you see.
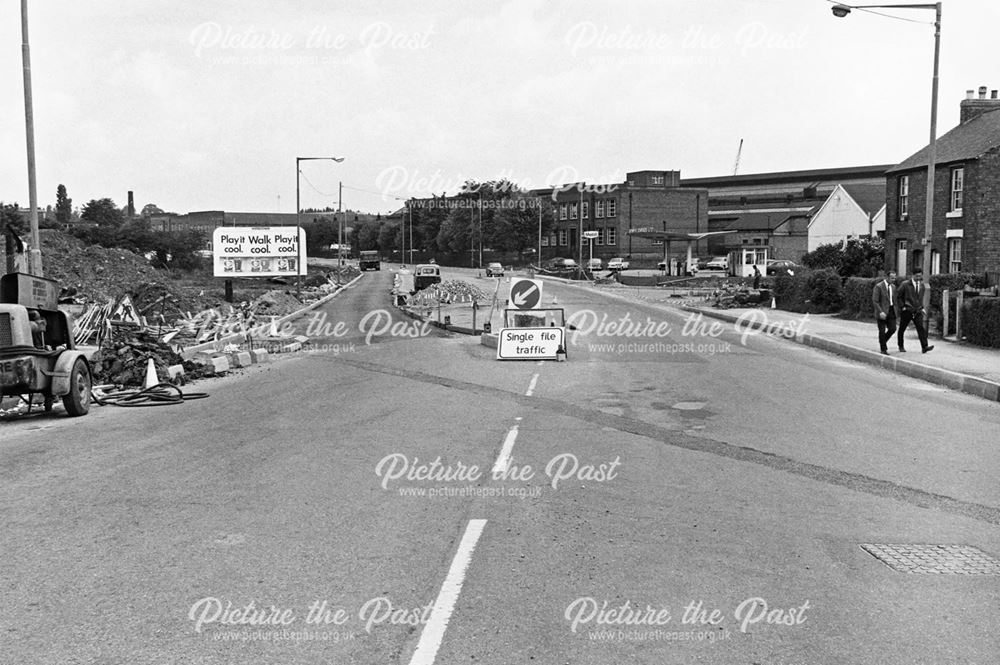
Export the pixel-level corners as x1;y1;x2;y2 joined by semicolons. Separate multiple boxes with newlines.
212;227;307;278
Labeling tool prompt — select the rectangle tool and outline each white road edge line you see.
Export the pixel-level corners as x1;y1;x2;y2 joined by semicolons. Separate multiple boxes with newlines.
408;519;488;665
525;373;539;396
491;425;519;476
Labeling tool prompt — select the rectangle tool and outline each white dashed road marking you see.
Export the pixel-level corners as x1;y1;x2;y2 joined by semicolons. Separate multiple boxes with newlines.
408;519;488;665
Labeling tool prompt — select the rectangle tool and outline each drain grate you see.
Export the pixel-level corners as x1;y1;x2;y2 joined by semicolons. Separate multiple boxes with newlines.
860;543;1000;575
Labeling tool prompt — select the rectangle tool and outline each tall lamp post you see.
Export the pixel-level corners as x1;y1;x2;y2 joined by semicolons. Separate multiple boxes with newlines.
832;2;941;314
296;156;345;295
21;0;41;275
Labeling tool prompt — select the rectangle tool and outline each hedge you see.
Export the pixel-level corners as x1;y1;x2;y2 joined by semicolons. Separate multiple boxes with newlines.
841;277;879;320
962;297;1000;348
772;268;844;314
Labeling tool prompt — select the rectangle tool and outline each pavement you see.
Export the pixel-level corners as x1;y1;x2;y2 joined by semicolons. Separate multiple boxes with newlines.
678;304;1000;402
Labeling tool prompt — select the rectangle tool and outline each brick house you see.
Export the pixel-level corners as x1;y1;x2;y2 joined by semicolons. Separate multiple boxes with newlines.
536;170;709;269
885;86;1000;277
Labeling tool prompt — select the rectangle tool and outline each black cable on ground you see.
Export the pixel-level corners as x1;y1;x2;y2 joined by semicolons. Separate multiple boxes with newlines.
93;382;209;407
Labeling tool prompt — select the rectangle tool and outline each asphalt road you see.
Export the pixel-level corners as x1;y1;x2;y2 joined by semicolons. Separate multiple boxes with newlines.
2;266;998;664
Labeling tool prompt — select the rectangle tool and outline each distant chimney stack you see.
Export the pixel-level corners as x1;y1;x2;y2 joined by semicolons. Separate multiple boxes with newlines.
960;85;1000;124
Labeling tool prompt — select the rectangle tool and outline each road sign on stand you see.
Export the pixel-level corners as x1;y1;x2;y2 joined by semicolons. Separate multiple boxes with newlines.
509;278;542;310
582;230;599;239
496;326;566;360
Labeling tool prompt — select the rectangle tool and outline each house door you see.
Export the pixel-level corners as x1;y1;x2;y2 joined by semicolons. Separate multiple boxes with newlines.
895;239;908;276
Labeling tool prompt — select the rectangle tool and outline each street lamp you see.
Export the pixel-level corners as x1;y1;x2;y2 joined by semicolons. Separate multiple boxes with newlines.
832;2;941;313
296;156;345;295
20;0;41;275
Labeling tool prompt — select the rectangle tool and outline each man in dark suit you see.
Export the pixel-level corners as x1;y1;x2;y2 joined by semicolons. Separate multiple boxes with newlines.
896;269;934;353
872;270;897;355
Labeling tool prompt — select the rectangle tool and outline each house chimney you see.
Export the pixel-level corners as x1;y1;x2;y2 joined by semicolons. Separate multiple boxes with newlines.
960;85;1000;123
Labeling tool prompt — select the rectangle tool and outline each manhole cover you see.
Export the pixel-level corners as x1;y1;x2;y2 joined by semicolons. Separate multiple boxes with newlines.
860;543;1000;574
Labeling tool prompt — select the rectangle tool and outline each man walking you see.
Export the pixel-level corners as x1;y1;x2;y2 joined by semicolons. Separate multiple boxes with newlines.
896;269;934;353
872;270;897;355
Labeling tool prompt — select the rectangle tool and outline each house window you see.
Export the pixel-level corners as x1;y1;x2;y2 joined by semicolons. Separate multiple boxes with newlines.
948;238;962;273
595;201;604;218
582;201;589;219
606;199;616;217
569;203;577;220
607;228;617;245
595;228;604;246
559;204;567;221
651;175;664;185
931;249;941;275
898;175;909;218
541;236;549;247
557;229;567;246
950;167;964;213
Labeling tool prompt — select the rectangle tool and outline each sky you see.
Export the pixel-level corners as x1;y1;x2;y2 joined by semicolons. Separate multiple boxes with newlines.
1;0;997;216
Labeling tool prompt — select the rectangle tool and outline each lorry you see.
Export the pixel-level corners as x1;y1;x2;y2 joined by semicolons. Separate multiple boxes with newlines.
359;250;380;271
0;273;92;416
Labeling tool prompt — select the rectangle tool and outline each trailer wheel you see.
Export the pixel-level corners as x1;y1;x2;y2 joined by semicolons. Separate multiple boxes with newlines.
61;358;92;417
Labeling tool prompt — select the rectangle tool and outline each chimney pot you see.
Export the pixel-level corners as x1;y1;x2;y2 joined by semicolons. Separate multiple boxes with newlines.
993;90;999;100
966;89;975;100
979;85;988;99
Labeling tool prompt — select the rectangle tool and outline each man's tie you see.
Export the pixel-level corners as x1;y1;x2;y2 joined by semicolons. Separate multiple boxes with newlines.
887;282;892;308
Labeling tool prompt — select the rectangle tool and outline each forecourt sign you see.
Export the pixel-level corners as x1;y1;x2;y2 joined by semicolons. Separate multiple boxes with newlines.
509;278;543;310
212;226;307;278
496;326;565;360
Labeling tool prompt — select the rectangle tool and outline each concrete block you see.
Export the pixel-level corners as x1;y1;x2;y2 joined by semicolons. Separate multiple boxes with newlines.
250;349;270;364
229;351;252;368
280;342;303;353
167;364;185;381
208;356;230;374
293;335;310;344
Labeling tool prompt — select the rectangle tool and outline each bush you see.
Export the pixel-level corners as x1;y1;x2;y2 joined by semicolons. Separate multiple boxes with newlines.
841;277;879;320
961;297;1000;348
772;268;844;314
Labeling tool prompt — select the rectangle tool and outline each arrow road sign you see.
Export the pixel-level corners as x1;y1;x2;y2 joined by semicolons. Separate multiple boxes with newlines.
509;278;542;310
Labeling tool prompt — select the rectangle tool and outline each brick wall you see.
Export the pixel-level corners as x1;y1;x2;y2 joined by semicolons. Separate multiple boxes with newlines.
967;147;1000;273
886;149;1000;275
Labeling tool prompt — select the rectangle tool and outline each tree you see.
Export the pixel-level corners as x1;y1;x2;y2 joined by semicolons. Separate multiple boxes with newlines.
801;237;884;278
140;203;164;217
56;185;72;226
81;198;124;227
0;202;27;235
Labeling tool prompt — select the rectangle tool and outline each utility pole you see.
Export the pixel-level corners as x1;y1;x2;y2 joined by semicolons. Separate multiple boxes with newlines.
337;181;343;266
21;0;41;275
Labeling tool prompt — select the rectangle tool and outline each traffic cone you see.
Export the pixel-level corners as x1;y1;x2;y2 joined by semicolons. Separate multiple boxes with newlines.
770;297;776;309
269;316;279;337
144;357;160;389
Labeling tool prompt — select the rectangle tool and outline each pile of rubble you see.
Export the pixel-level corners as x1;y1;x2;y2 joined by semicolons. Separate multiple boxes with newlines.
413;280;491;305
40;230;164;304
709;282;771;309
89;331;212;387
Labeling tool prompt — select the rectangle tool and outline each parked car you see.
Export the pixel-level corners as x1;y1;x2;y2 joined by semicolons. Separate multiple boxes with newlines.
696;257;711;270
586;258;603;271
606;257;629;271
706;256;728;271
766;259;798;276
544;257;578;272
486;262;504;277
